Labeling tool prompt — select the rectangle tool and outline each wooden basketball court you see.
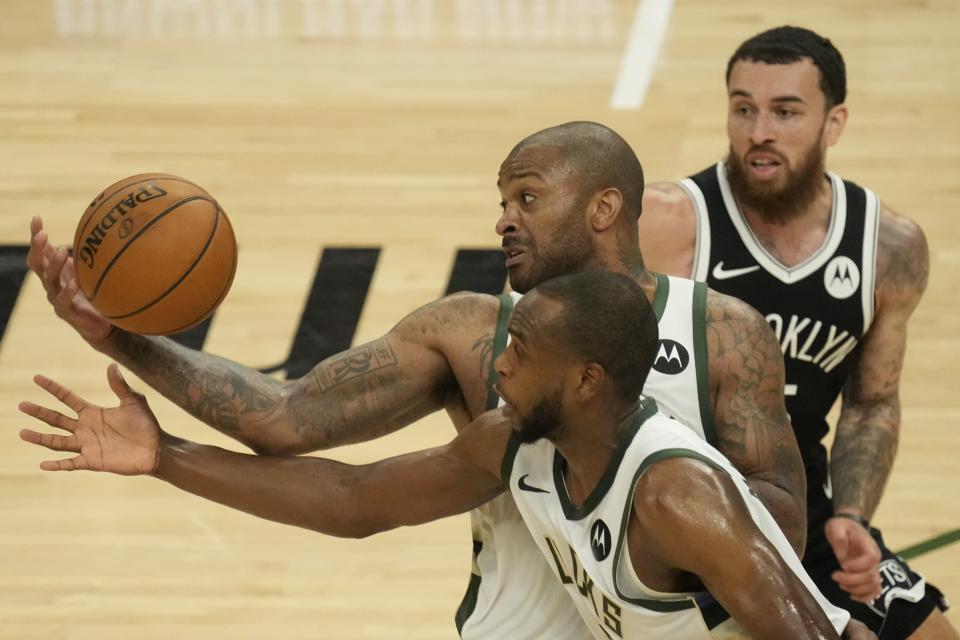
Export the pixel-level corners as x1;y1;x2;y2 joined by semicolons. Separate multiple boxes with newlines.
1;1;957;637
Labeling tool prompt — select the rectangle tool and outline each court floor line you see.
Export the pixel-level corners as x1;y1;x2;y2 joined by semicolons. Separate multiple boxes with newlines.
609;0;674;110
896;528;960;560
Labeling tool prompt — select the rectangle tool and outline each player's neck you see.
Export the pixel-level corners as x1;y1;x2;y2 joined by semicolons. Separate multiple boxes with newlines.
553;401;640;508
589;235;658;298
739;177;835;267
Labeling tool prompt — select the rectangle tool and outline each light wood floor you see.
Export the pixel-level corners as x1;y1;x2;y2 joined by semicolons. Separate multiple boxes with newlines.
1;1;957;637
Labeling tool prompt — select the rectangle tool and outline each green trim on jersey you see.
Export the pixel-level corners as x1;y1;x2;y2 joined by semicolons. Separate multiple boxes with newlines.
553;399;660;521
501;432;522;486
652;273;669;321
636;447;723;476
455;543;483;635
610;447;725;612
691;281;717;446
458;294;515;637
485;293;515;411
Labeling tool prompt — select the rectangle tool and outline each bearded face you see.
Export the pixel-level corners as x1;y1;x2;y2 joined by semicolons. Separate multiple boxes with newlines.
515;387;565;444
725;133;827;224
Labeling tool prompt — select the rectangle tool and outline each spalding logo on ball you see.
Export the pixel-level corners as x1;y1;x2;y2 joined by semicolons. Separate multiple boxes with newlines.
72;173;238;336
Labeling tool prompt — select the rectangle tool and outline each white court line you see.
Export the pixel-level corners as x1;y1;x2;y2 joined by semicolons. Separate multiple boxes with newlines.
609;0;675;110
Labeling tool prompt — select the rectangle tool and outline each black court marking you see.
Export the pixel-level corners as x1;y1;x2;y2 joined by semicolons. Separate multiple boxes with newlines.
896;528;960;560
283;248;380;380
168;317;214;350
0;245;30;346
444;248;507;296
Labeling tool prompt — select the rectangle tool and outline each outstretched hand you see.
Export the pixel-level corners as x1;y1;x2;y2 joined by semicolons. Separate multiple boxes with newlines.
825;516;883;604
19;364;162;475
27;216;114;342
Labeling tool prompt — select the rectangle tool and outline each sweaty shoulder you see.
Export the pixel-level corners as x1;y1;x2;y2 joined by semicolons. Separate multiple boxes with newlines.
632;455;735;537
639;181;697;277
873;203;929;312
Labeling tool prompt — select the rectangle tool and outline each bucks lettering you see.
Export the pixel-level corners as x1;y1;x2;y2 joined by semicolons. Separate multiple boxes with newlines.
766;313;858;374
545;536;623;639
78;182;168;268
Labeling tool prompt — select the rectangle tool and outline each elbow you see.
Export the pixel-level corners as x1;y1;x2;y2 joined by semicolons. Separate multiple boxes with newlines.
308;514;390;540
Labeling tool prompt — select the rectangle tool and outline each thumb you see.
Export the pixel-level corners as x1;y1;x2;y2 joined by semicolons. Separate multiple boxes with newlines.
107;363;135;400
828;520;851;563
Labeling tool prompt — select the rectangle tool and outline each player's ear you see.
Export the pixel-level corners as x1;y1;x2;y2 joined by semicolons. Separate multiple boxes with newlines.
575;362;606;401
823;103;847;147
590;188;624;232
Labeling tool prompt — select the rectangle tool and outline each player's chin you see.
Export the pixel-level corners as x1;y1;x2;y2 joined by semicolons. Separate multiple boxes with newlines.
506;266;536;294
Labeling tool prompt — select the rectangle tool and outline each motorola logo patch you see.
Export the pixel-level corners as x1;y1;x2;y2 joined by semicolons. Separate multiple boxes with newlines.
652;339;689;375
590;519;612;562
824;256;860;300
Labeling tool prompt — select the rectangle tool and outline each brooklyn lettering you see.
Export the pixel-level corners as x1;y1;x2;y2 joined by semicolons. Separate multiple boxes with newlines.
765;313;859;374
78;183;167;268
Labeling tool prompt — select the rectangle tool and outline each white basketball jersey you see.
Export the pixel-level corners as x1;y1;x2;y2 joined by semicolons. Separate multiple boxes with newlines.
506;400;852;639
457;276;713;639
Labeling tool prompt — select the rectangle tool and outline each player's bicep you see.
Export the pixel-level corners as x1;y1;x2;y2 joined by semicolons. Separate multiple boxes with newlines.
348;410;511;533
843;208;929;408
634;460;836;638
634;458;756;578
707;292;797;478
280;294;495;451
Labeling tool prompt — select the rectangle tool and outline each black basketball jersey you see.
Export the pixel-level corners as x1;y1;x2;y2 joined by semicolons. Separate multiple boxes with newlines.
682;162;881;539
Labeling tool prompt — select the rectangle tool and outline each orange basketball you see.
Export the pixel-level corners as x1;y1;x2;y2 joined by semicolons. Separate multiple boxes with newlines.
72;173;237;336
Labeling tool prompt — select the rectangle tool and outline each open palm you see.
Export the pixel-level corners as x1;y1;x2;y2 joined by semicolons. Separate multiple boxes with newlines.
19;364;162;475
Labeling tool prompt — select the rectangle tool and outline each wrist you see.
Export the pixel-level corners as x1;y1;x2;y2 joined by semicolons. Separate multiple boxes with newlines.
86;323;118;351
152;432;179;478
832;511;870;529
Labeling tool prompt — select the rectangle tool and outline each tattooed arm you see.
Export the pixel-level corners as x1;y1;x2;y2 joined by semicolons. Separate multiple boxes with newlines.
706;290;808;554
831;207;929;521
96;293;497;455
27;218;500;456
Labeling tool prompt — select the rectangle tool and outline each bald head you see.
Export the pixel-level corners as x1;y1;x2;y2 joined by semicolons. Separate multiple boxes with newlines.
507;121;645;222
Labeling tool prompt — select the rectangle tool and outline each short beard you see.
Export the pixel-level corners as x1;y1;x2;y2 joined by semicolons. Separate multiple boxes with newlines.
516;389;564;444
508;204;595;294
725;138;827;225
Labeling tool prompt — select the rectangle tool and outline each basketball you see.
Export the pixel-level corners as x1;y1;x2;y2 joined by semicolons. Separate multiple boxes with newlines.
72;173;237;336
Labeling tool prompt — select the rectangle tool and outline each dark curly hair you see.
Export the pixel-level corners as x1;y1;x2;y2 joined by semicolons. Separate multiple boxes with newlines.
726;26;846;108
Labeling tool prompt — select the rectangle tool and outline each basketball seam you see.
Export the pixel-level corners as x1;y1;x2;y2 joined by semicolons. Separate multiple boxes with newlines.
75;176;206;244
89;195;214;302
103;205;222;320
160;224;237;334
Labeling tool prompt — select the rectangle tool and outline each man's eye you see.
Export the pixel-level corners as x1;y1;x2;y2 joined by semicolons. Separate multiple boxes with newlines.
522;193;536;205
499;200;507;213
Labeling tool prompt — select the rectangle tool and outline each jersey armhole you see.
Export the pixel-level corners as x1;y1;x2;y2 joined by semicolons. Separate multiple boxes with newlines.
485;293;514;411
691;281;717;445
610;447;719;611
679;177;712;281
500;432;522;485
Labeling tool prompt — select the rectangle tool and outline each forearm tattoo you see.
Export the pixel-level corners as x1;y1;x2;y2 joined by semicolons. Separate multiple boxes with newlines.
112;331;280;435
